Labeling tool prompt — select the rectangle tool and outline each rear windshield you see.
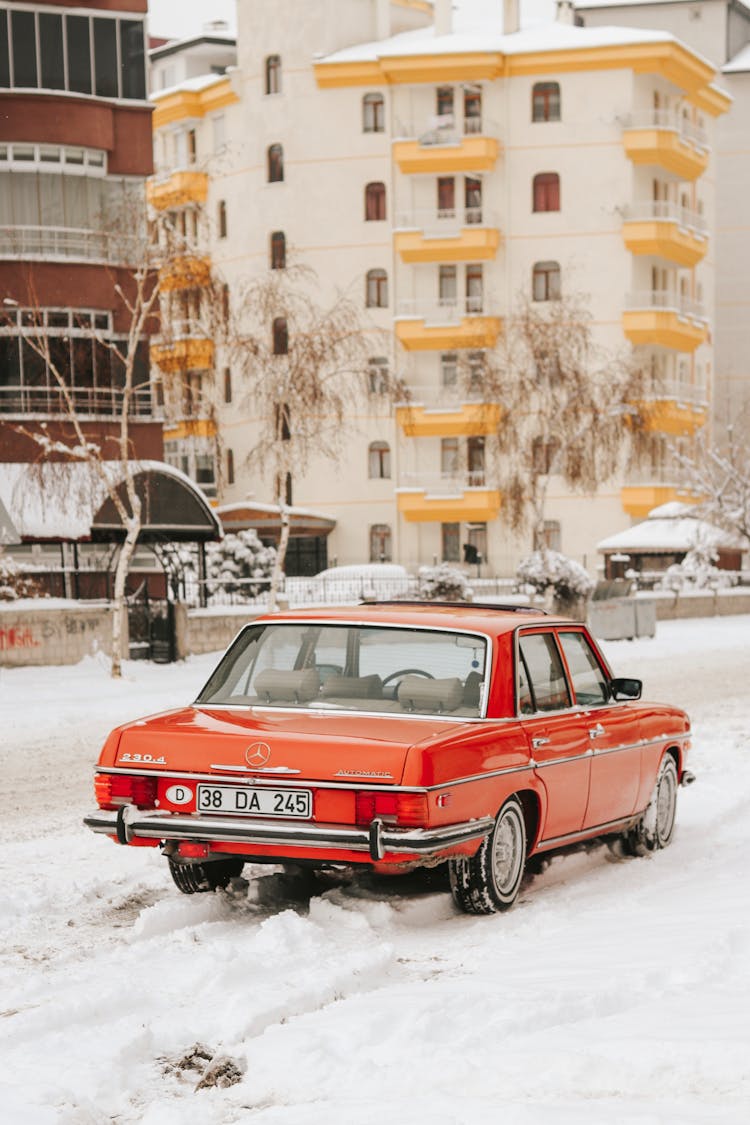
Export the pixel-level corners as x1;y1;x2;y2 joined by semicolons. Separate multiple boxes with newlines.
196;622;489;718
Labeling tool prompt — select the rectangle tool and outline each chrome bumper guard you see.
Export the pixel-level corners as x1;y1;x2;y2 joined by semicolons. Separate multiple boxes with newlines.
83;807;494;863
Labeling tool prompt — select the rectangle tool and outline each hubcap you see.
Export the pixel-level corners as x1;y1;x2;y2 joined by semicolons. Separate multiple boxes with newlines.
493;809;523;895
656;765;677;841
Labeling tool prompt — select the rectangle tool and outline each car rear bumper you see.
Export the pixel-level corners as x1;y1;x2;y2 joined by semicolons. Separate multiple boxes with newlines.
83;806;494;863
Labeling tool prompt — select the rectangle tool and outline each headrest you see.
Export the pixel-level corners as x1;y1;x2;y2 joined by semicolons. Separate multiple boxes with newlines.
398;675;463;713
319;674;383;699
254;668;320;703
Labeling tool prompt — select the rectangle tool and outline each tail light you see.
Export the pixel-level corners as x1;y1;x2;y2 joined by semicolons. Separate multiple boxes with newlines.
95;773;158;810
355;790;428;828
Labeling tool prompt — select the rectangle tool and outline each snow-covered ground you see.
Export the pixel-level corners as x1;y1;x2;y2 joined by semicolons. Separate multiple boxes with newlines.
1;617;748;1123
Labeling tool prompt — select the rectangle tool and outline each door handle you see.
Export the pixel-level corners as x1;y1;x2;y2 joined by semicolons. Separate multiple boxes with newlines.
532;736;550;748
588;724;606;740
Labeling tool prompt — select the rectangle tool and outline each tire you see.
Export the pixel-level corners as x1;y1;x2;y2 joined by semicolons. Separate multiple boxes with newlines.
168;856;245;894
625;755;679;856
449;796;527;915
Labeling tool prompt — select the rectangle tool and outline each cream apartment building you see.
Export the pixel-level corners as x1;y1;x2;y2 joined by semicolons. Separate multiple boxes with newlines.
147;0;730;575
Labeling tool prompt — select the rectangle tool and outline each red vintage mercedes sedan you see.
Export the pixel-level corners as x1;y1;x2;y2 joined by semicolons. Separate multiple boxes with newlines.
84;603;692;914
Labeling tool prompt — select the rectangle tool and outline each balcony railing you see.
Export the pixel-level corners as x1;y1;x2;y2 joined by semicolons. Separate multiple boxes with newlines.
625;291;708;321
0;225;145;265
156;318;211;340
396;115;498;144
0;385;158;418
399;470;488;492
640;379;708;407
623;201;707;234
396;382;491;408
395;296;488;321
620;111;709;149
394;207;497;232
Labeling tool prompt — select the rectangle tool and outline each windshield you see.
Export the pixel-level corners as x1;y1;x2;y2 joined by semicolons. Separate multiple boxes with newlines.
196;622;489;718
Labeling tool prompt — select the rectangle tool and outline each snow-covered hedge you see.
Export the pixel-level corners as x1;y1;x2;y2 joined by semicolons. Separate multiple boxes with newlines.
417;564;473;602
0;552;40;601
658;540;734;593
516;550;594;613
205;530;277;599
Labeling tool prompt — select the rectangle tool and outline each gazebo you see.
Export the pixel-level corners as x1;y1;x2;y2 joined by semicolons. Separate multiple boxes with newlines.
597;502;744;580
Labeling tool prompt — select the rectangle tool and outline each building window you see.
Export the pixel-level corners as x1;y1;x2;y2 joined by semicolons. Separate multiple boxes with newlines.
468;436;485;485
466;264;483;313
368;441;391;479
439;265;457;304
442;522;461;562
437;176;455;216
265;54;281;95
532;81;561;123
365;181;386;221
224;367;232;404
274;402;292;440
272;317;288;356
534;519;561;552
441;352;458;387
441;437;459;475
532;260;561;301
218;199;227;238
363;92;385;133
226;448;235;486
2;10;146;100
466;523;487;564
465;176;482;223
367;356;389;394
533;172;560;213
268;144;284;183
464;85;482;132
436;85;454;118
532;437;561;475
365;268;388;308
270;230;286;269
370;523;392;563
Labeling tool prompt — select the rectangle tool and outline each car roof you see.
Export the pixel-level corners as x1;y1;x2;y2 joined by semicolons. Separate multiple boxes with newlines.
255;602;577;637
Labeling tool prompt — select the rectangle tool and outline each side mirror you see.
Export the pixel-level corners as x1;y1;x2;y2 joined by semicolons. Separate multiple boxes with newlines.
610;677;642;701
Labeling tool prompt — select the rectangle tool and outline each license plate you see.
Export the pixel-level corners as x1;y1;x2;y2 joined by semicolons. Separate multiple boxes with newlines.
196;785;312;819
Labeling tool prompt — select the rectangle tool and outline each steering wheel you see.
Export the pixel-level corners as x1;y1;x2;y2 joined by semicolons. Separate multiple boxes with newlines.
382;668;435;687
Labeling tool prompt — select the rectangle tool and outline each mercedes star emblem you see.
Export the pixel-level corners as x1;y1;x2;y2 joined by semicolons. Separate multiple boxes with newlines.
245;742;272;768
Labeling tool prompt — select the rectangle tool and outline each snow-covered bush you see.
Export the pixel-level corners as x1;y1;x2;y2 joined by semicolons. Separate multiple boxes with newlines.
658;538;733;593
517;550;594;614
417;563;473;602
0;552;40;601
205;530;277;600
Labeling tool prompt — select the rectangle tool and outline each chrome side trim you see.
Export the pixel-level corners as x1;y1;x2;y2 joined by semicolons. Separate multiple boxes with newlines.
536;813;641;852
83;807;495;857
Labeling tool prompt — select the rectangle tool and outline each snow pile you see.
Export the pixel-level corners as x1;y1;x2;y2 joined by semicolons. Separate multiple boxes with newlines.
417;563;473;601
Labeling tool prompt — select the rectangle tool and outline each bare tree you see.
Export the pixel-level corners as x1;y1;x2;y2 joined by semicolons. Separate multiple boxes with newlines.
466;293;649;552
674;422;750;547
230;268;373;609
3;265;160;677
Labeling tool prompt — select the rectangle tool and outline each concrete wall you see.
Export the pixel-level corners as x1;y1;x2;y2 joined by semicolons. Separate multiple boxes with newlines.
183;608;260;656
0;602;126;667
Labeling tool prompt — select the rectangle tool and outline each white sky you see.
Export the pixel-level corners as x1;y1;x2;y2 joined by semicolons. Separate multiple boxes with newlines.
147;0;557;41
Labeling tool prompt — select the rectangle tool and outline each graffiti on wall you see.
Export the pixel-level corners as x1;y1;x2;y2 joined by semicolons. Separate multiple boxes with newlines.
0;614;106;654
0;626;40;651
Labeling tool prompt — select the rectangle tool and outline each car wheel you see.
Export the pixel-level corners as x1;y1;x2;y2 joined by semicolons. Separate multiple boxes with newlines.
449;796;527;915
168;856;245;894
626;755;679;856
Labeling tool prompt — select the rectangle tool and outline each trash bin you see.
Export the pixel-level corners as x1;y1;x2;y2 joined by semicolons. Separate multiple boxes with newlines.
587;580;655;641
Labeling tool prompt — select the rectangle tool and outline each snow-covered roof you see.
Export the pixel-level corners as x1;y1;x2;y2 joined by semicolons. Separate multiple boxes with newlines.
723;43;750;74
597;504;741;554
151;71;232;102
148;32;237;62
0;461;220;542
319;20;700;65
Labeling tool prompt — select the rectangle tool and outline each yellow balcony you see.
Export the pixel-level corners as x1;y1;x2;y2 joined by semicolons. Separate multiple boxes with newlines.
163;418;217;442
150;335;214;374
622;205;708;268
623;294;709;352
393;135;499;174
397;482;502;523
395;302;502;352
620;484;700;520
394;226;500;264
635;384;708;437
622;114;709;181
159;254;212;292
396;401;501;438
147;170;209;211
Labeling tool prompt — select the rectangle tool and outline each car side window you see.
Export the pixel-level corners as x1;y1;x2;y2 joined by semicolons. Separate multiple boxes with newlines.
518;632;571;713
559;632;609;707
517;653;534;715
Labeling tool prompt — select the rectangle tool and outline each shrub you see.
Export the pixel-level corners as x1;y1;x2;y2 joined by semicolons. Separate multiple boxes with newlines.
205;530;277;600
0;552;39;601
417;563;473;602
517;550;594;614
